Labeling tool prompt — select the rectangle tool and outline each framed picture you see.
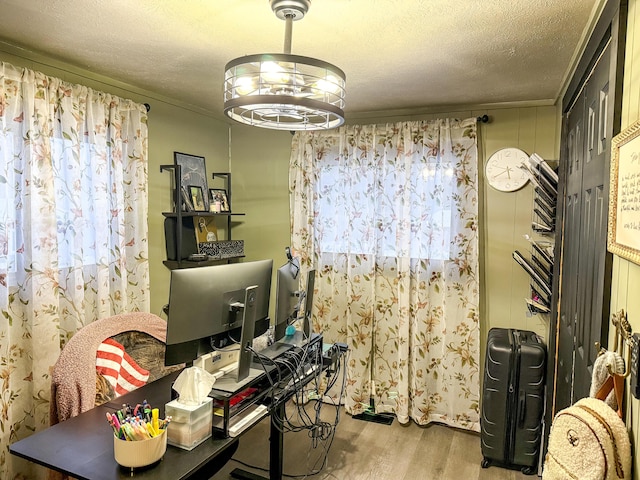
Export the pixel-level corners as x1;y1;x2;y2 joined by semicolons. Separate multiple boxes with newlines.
180;186;193;212
608;119;640;265
189;185;207;212
174;152;209;211
193;215;218;243
209;188;230;213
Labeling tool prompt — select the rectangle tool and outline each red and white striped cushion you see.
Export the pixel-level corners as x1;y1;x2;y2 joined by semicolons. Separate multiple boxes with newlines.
96;338;150;396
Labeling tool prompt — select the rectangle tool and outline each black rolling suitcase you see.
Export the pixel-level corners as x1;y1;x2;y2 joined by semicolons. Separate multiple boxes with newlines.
481;327;546;475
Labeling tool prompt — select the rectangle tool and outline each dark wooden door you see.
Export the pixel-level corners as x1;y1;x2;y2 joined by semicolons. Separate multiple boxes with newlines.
556;46;613;407
548;0;625;422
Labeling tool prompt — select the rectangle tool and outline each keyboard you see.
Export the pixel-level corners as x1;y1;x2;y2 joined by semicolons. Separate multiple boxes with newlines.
228;404;268;437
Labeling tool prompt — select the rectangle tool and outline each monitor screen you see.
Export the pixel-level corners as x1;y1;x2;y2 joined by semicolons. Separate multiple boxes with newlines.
164;259;273;366
274;256;301;341
302;269;316;338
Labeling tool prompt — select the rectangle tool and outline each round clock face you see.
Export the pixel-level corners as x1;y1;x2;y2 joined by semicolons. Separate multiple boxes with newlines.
485;148;530;192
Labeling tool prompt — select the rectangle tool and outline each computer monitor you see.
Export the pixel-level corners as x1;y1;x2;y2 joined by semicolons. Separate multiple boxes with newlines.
302;269;316;338
274;256;302;341
164;259;273;367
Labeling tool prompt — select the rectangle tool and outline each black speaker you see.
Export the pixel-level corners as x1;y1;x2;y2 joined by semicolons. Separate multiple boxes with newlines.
164;217;198;261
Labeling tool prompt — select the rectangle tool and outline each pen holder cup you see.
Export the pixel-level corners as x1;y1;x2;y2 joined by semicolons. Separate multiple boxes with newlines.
113;428;167;468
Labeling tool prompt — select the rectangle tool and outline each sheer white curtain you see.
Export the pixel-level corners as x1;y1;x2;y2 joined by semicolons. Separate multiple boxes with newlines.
290;119;480;430
0;62;149;479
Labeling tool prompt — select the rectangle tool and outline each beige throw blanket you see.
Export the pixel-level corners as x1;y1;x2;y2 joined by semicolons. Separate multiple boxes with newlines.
50;312;167;426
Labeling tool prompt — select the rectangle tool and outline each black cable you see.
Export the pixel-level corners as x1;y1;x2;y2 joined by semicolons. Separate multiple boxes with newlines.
248;345;276;390
301;350;348;476
272;347;319;434
228;457;270;474
229;348;349;479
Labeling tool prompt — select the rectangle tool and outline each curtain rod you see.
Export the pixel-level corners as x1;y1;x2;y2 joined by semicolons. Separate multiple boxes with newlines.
288;115;491;134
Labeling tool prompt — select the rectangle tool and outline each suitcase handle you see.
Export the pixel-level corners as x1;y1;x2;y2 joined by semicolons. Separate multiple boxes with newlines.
518;389;526;427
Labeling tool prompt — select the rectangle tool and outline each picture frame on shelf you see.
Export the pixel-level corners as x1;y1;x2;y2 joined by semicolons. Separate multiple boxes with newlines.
194;216;218;243
189;185;207;212
174;152;209;211
209;188;230;213
180;187;193;212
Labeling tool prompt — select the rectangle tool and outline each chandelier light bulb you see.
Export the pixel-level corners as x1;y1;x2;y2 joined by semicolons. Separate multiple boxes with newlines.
314;75;341;95
260;61;288;85
234;76;256;96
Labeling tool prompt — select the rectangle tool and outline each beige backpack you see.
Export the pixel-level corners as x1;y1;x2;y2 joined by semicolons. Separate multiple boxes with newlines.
543;375;631;480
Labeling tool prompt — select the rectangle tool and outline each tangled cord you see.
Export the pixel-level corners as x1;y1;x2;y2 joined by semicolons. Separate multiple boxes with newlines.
230;346;349;478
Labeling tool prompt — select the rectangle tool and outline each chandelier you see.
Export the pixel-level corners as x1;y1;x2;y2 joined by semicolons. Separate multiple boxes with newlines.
223;0;346;131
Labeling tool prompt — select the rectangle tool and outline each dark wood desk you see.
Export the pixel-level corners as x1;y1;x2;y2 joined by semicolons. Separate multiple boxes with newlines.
9;371;238;480
11;334;337;480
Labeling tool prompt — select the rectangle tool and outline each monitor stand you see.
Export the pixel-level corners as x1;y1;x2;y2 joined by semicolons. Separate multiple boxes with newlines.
214;285;263;394
302;270;315;339
260;341;294;360
213;367;264;393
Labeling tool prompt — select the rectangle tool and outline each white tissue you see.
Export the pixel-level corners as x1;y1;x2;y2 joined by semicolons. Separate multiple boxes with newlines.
172;366;216;406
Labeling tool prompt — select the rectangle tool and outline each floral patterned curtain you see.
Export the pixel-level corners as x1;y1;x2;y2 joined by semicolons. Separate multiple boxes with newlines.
290;119;480;431
0;62;149;479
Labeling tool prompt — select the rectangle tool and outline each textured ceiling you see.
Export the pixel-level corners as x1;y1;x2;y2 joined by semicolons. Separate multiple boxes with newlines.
0;0;600;121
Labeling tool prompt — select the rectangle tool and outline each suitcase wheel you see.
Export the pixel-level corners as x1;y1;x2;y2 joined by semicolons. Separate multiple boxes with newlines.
481;458;490;469
521;466;535;475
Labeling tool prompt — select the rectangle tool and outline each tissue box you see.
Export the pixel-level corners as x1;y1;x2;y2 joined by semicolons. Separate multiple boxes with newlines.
165;397;213;450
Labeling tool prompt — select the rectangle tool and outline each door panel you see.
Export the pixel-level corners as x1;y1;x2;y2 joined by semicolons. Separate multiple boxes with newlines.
546;1;625;452
555;41;613;409
555;94;584;408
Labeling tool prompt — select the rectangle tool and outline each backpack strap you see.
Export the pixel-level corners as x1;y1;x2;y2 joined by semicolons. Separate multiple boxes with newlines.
576;403;626;479
595;373;625;419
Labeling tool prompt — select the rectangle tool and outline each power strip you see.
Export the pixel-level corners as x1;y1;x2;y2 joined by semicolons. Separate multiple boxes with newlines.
193;349;238;375
228;404;268;437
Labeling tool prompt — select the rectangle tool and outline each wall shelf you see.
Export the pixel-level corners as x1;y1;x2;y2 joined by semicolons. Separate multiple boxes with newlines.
161;165;245;268
514;154;558;315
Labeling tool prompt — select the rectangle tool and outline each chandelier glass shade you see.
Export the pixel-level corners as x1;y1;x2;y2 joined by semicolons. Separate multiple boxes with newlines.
224;53;346;130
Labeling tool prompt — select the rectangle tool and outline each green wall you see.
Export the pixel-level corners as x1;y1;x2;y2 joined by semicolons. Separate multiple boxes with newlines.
611;1;640;477
228;125;293;317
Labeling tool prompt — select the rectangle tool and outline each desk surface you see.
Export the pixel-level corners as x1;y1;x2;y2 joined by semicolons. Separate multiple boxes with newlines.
10;333;330;480
10;371;238;480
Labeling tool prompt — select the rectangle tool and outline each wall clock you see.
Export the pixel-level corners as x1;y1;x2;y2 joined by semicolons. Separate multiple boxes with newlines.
485;148;530;192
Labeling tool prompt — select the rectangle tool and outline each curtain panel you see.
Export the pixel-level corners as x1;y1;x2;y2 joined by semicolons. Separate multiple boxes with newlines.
0;62;149;479
290;119;480;431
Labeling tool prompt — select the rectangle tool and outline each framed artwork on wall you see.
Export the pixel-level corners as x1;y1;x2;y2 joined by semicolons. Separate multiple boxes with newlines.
608;119;640;265
174;152;209;212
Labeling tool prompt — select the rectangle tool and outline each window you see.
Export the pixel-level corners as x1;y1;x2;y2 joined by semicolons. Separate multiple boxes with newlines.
0;135;110;273
316;156;455;261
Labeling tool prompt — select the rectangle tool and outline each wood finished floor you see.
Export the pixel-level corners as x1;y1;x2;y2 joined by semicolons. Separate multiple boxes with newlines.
211;402;534;480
